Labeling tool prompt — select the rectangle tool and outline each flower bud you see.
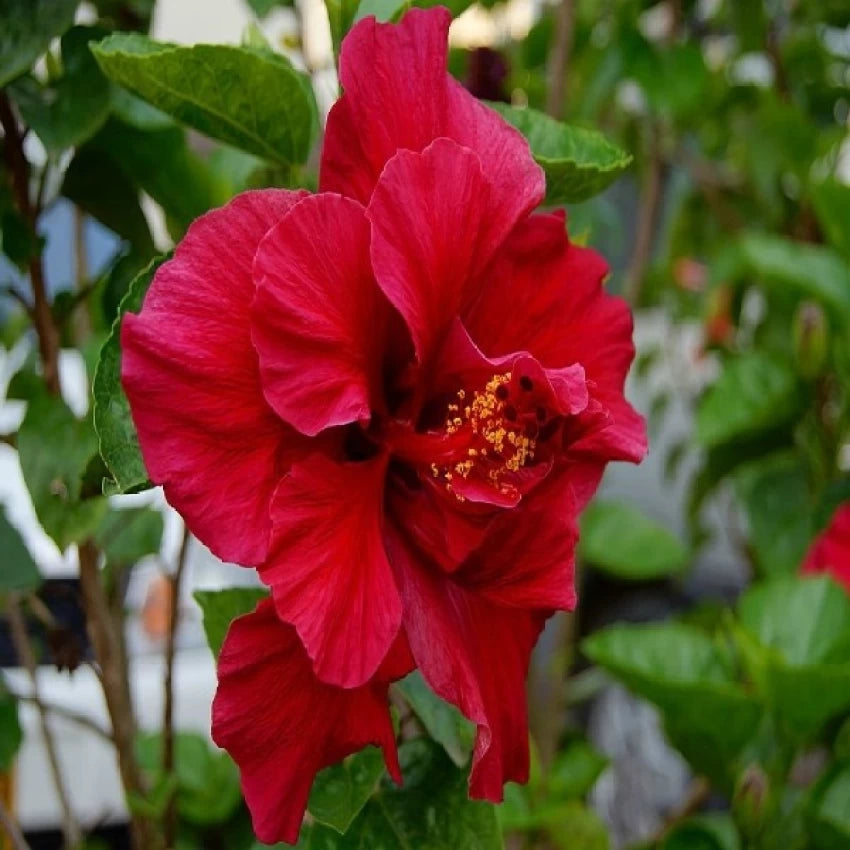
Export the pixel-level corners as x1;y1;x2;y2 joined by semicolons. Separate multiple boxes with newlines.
792;300;828;378
704;285;734;347
733;763;770;835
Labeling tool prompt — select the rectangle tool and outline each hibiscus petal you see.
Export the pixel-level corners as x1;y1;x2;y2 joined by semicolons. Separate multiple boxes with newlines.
387;475;493;573
322;7;543;213
212;599;399;845
252;193;390;437
433;320;588;417
369;138;535;367
122;189;307;566
457;472;578;610
386;526;547;799
566;391;648;463
467;212;613;374
260;452;402;688
802;503;850;592
466;212;647;463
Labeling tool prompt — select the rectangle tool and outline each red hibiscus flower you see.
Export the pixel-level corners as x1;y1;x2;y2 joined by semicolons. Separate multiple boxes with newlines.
801;503;850;592
121;7;646;844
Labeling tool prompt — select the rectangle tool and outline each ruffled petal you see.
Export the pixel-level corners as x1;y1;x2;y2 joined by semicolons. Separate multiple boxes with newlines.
564;392;648;464
322;7;543;212
456;472;578;611
387;474;493;573
433;320;588;417
252;193;390;437
368;138;538;368
466;212;647;463
386;526;547;800
212;599;399;845
260;452;402;687
122;189;307;566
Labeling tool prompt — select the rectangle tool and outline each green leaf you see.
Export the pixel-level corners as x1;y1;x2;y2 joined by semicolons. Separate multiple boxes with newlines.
737;233;850;321
194;587;269;657
548;739;608;800
9;26;111;155
86;118;227;236
136;731;242;826
582;623;761;787
737;576;850;739
246;0;290;15
811;179;850;263
326;0;360;51
18;392;107;549
498;782;608;847
734;453;814;577
578;500;688;580
93;256;165;494
207;145;266;197
299;739;503;849
696;354;801;448
309;747;386;834
496;783;535;833
663;814;741;850
63;145;155;255
763;663;850;742
92;35;318;165
0;509;40;593
0;0;77;87
807;761;850;849
584;621;733;693
487;103;632;204
96;249;155;326
396;672;475;768
631;42;709;121
353;0;404;23
545;801;609;850
94;507;163;566
109;87;173;131
353;0;474;24
738;576;850;667
0;685;22;771
1;208;40;270
126;772;178;820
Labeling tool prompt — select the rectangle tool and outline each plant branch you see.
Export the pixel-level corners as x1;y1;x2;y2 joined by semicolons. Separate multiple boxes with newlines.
34;164;48;216
0;92;60;396
0;797;32;850
545;0;575;119
77;540;160;850
8;691;112;742
624;124;665;305
25;594;57;630
71;207;92;345
766;24;790;101
162;526;191;849
0;286;33;317
648;777;711;843
7;596;81;849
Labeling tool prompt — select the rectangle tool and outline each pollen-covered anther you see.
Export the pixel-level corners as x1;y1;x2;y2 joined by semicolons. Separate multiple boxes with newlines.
435;370;544;499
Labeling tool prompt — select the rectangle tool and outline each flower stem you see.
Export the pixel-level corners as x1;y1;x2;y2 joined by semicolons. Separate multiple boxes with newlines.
7;596;81;849
162;526;192;849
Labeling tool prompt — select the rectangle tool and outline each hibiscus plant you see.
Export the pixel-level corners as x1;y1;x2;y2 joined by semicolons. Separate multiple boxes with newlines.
1;1;849;850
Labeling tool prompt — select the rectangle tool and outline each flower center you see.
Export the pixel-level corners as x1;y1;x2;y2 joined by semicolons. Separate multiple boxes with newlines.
431;371;544;500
